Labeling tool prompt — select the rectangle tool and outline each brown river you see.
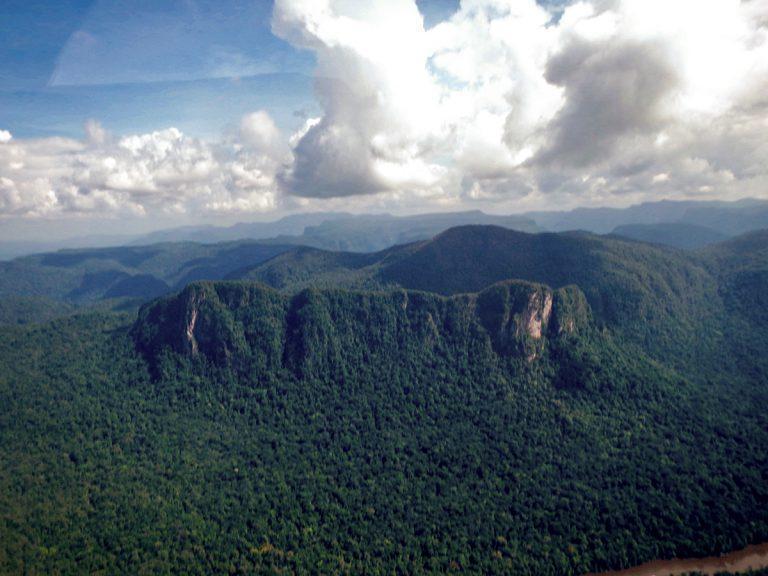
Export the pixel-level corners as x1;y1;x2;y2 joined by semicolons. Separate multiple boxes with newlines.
585;542;768;576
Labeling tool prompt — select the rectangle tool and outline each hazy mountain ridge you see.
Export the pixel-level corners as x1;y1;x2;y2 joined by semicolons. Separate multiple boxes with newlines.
126;198;768;252
133;210;541;253
4;198;766;261
528;197;768;235
610;222;728;249
132;212;351;245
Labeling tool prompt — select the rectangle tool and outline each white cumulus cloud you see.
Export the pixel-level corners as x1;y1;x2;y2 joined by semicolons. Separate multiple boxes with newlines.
272;0;768;208
272;0;448;198
0;116;285;219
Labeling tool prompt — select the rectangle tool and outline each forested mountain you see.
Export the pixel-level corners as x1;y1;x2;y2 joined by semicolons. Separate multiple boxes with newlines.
0;241;295;306
230;231;680;343
0;224;762;374
228;246;385;291
611;222;727;249
2;224;766;377
1;226;767;574
0;216;536;317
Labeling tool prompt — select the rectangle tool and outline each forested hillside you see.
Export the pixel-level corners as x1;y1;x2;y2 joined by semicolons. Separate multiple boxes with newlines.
1;226;767;575
234;226;744;375
0;241;294;306
611;223;727;249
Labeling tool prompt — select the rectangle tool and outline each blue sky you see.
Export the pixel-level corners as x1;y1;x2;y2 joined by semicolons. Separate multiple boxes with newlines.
1;0;311;137
0;0;460;139
0;0;569;139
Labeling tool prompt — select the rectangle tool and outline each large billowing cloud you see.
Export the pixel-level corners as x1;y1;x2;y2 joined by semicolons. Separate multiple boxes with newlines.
272;0;448;198
273;0;768;207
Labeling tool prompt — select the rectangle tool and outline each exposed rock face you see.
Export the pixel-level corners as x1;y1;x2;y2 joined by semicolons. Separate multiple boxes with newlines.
184;290;205;355
133;280;592;376
522;290;553;340
473;281;581;359
186;307;198;353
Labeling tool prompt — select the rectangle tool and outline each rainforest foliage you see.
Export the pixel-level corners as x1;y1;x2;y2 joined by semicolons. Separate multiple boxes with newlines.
1;227;767;575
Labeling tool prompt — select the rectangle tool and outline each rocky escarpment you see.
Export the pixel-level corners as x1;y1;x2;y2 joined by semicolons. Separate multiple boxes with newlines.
132;280;592;379
474;281;590;361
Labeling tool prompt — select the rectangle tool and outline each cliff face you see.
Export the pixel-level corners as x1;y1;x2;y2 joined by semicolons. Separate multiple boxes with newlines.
132;280;592;379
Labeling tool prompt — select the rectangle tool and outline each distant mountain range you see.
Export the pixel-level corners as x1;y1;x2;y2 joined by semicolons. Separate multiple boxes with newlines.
132;210;542;252
132;197;768;252
3;197;766;260
529;197;768;235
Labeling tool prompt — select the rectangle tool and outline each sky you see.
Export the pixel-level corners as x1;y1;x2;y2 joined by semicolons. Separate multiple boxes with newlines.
0;0;767;241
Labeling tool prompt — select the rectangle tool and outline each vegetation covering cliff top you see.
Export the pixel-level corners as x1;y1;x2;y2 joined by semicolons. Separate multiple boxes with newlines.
1;225;767;574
